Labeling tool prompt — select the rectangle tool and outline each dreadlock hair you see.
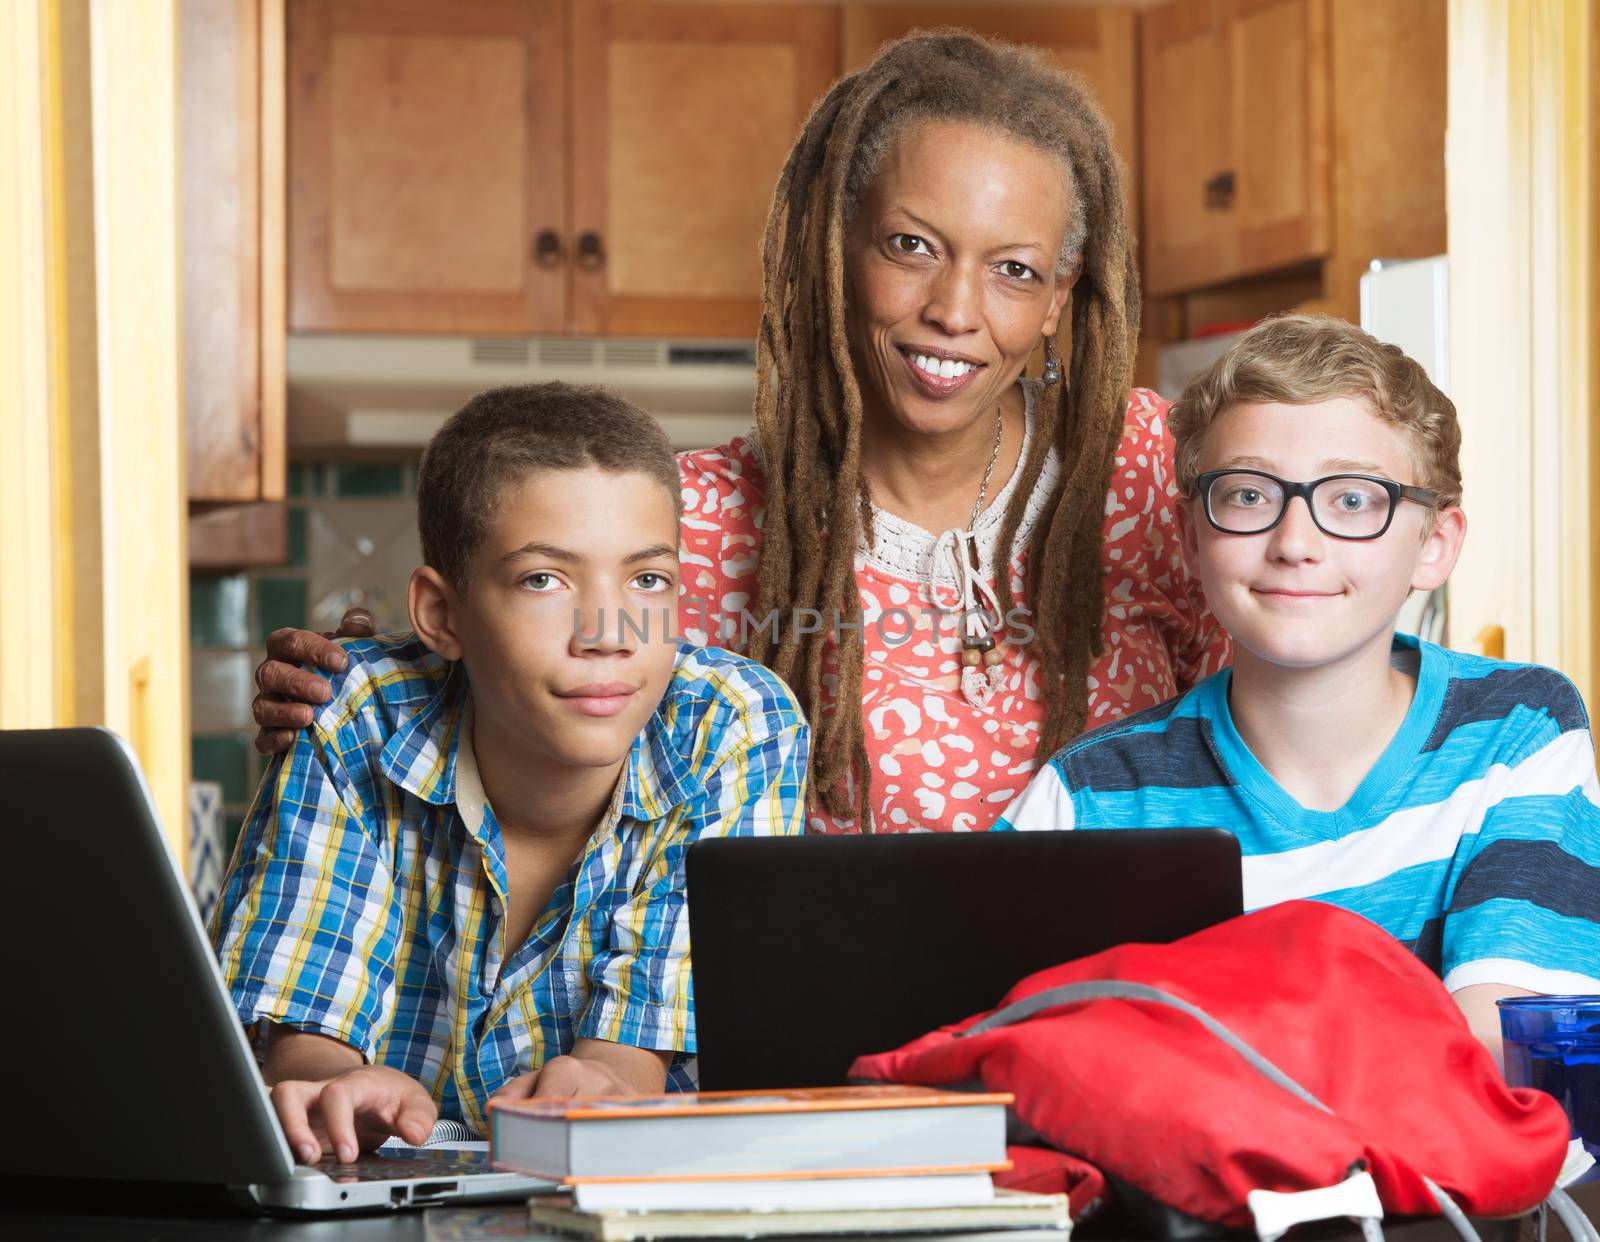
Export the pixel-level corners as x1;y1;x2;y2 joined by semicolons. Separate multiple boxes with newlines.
750;29;1141;826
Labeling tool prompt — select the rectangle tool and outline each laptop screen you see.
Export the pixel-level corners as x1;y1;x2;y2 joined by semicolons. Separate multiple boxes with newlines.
687;829;1242;1090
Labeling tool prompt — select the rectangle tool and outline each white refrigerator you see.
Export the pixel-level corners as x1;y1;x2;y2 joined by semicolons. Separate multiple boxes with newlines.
1360;255;1450;644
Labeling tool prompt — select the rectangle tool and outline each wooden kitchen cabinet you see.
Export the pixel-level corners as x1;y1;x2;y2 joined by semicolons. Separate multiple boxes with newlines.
287;0;567;335
571;1;837;337
1133;0;1444;389
842;5;1138;228
287;0;836;338
182;0;287;507
1142;0;1330;296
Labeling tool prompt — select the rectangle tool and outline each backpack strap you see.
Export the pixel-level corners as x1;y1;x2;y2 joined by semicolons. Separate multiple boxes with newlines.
1547;1186;1600;1242
1423;1178;1486;1242
963;980;1334;1112
964;981;1505;1242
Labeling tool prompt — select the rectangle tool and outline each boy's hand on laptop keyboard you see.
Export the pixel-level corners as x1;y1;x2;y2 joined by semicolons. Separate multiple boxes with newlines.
271;1064;439;1165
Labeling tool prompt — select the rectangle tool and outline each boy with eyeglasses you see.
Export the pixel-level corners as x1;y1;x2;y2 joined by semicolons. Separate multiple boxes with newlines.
996;314;1600;1063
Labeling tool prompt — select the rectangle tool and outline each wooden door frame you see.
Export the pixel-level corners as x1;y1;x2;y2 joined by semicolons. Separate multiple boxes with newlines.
0;0;192;854
0;0;61;730
1446;0;1598;711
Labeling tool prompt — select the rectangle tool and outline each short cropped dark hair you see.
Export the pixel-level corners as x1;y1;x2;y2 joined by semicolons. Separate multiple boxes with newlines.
417;382;680;588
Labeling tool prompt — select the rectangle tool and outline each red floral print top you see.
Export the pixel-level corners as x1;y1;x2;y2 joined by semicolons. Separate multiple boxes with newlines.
674;382;1231;833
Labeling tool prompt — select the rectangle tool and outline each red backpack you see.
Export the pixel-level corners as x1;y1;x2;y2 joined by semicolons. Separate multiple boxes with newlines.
851;902;1583;1240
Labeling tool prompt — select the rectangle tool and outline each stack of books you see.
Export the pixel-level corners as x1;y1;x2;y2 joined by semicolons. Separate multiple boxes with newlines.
488;1085;1069;1241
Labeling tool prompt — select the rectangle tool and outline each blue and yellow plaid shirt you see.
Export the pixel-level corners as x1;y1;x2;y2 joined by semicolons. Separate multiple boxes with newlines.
210;634;808;1133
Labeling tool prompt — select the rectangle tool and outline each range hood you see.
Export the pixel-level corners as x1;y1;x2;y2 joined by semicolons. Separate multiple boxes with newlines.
288;335;759;451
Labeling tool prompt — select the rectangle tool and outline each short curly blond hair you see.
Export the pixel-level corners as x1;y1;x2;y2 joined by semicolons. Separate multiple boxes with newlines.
1169;313;1462;510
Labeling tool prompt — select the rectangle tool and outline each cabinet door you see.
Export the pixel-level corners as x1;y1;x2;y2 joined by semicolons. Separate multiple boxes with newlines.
182;0;286;503
287;0;565;334
570;1;838;337
1141;0;1235;295
1142;0;1331;295
842;6;1138;232
1228;0;1330;279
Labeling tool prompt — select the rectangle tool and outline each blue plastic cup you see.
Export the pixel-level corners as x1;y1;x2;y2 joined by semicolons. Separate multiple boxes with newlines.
1499;996;1600;1183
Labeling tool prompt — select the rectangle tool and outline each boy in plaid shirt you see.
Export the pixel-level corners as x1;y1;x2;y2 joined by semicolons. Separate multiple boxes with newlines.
212;384;808;1161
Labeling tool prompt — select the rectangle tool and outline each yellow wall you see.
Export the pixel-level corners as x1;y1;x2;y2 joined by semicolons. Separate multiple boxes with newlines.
0;0;190;853
88;0;189;844
0;3;61;731
1447;0;1599;711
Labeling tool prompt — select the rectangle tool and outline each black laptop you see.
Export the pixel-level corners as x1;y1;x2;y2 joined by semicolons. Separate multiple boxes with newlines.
687;829;1242;1090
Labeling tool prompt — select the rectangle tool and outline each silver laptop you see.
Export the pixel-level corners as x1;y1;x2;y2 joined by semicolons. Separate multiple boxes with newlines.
0;727;553;1212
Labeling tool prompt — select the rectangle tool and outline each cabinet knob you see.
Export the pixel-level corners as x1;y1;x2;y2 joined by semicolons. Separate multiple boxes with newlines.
533;230;564;269
576;231;606;271
1203;171;1237;209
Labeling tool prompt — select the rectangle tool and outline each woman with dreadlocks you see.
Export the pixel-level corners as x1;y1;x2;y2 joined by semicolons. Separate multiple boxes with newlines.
251;31;1228;834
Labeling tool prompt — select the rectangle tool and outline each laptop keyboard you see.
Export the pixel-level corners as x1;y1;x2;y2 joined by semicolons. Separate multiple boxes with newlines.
309;1148;499;1183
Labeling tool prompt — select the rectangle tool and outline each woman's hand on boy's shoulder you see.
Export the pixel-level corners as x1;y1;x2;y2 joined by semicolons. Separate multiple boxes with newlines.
251;609;377;754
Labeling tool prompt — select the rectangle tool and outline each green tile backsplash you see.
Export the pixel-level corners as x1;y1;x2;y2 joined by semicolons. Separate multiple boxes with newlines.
192;733;252;806
192;462;419;841
287;462;329;497
332;464;405;496
190;573;249;648
254;576;309;644
287;506;308;568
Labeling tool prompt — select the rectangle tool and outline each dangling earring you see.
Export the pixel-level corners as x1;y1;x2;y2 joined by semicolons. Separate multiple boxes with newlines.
1042;335;1062;385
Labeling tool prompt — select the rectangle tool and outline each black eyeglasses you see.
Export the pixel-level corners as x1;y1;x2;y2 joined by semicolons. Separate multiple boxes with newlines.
1193;469;1440;540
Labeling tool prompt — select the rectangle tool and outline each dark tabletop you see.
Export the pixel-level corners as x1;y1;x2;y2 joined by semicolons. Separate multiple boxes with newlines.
0;1179;1593;1242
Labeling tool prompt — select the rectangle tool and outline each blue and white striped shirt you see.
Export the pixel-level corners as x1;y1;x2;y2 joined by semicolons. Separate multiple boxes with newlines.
996;635;1600;994
210;634;808;1132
